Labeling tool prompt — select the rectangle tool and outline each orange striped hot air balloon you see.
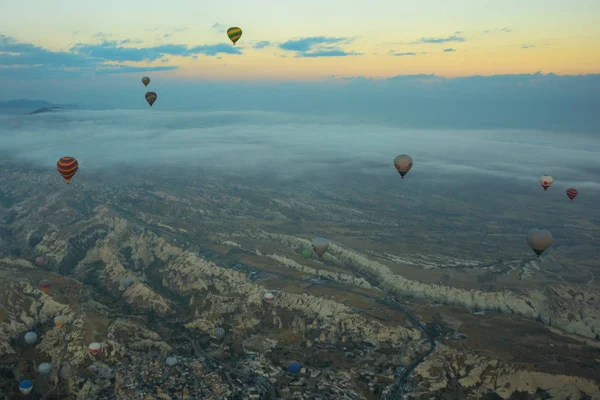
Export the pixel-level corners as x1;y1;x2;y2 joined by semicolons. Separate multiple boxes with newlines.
57;157;79;184
566;188;578;201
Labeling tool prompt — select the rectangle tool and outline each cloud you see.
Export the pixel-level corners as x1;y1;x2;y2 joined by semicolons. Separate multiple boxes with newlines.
521;44;535;49
93;32;112;38
0;34;241;78
278;36;360;57
1;73;599;135
484;28;513;34
410;35;465;44
391;51;428;56
253;41;271;49
164;34;173;39
279;36;350;52
443;48;456;52
212;23;227;30
0;110;598;199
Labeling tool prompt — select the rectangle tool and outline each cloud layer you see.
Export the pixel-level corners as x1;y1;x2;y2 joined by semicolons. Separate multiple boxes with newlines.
0;34;239;77
278;36;361;57
0;110;598;196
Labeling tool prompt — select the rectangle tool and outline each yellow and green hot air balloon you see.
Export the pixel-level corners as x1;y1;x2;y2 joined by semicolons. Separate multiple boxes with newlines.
227;27;242;45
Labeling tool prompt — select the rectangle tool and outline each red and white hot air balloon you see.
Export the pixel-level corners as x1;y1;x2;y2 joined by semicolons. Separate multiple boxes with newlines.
566;188;578;201
263;292;274;304
35;256;45;266
88;342;101;355
539;175;553;191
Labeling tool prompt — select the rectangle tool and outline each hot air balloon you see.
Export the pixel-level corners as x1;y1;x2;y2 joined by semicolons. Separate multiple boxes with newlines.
88;342;101;355
142;77;150;87
39;280;52;294
214;327;225;339
57;157;79;184
24;331;38;345
120;277;133;288
566;188;578;201
227;27;242;45
311;237;329;258
301;249;312;259
166;356;177;366
264;292;274;304
145;92;157;107
527;228;552;257
38;363;52;376
35;256;44;266
288;362;301;374
539;175;553;191
19;380;33;395
393;154;413;179
54;316;66;329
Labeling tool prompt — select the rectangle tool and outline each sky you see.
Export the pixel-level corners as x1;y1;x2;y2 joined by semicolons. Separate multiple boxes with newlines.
1;0;599;130
1;110;599;194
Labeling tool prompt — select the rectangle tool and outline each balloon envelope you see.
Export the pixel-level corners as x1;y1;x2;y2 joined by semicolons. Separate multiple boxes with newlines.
301;249;312;259
311;237;329;257
19;380;33;395
288;362;301;374
539;175;553;191
166;356;177;366
39;280;52;294
527;229;552;256
566;188;578;201
38;362;52;375
57;157;79;184
35;256;44;266
88;342;101;355
393;154;413;178
24;331;38;344
121;277;133;287
264;292;274;303
227;27;242;45
145;92;157;107
54;316;66;328
214;327;225;338
141;77;150;86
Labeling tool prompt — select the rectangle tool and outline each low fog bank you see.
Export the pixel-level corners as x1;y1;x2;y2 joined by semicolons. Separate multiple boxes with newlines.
1;109;598;195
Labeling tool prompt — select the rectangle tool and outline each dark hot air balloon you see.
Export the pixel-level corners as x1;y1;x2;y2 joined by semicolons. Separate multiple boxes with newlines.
393;154;413;179
311;237;329;258
142;77;150;87
145;92;157;107
227;27;242;45
57;157;79;184
566;188;578;201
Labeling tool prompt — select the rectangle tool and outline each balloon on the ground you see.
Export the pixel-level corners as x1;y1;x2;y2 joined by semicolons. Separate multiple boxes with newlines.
54;315;66;328
288;362;301;374
120;276;133;287
35;256;44;266
38;362;52;375
264;292;274;304
166;356;177;366
88;342;101;355
19;380;33;395
214;327;225;338
24;331;38;344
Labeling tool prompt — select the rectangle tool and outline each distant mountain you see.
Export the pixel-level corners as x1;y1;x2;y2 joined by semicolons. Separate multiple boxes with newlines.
27;106;65;115
0;99;78;114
